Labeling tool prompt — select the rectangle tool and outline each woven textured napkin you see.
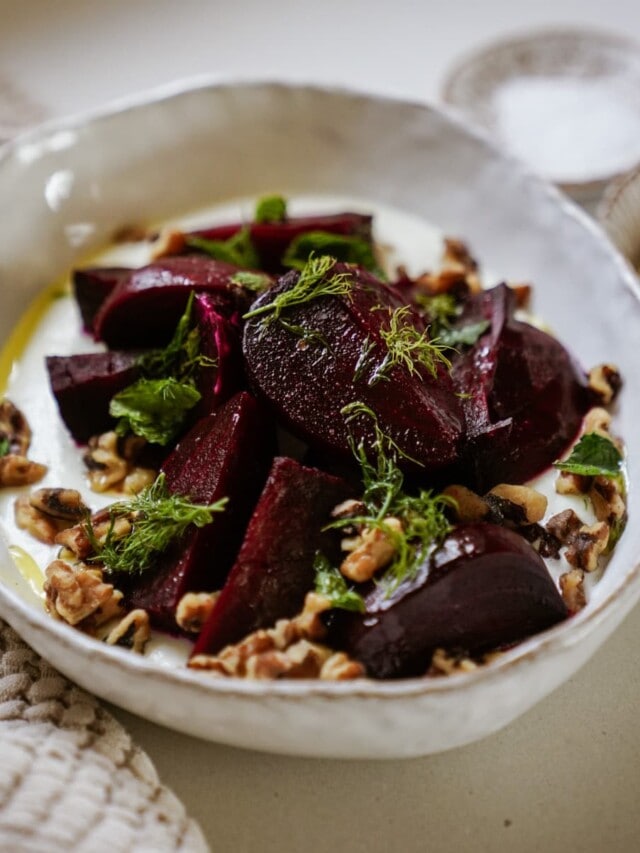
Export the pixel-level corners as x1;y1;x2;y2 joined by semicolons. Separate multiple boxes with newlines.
0;618;209;853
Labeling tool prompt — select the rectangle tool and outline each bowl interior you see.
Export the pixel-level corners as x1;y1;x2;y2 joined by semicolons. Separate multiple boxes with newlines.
0;81;639;755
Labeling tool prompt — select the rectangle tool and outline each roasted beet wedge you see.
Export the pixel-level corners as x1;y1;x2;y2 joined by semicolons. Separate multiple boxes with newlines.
451;285;590;489
326;523;568;679
125;392;276;630
192;457;353;656
93;256;253;348
243;264;464;475
72;267;129;332
191;212;373;273
193;293;245;417
46;351;139;443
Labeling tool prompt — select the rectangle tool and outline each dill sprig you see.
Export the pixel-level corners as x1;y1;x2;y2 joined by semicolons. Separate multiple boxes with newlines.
377;305;453;381
313;553;365;612
87;473;228;575
415;292;459;334
327;401;454;595
243;254;352;325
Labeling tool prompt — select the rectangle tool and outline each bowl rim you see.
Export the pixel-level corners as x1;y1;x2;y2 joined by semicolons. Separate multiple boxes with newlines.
441;26;640;195
1;76;639;700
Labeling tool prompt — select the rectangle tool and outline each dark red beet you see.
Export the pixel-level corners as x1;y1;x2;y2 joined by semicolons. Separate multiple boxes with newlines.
72;267;129;332
94;256;253;349
193;293;245;417
192;457;353;656
326;523;568;679
46;351;139;443
125;392;276;631
191;212;373;273
243;265;464;475
451;285;590;489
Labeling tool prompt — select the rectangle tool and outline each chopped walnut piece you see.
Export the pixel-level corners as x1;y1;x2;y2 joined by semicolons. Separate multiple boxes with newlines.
55;511;132;560
441;484;489;522
0;454;47;488
320;652;365;680
509;283;532;309
44;560;115;626
176;591;220;633
560;569;586;614
590;475;626;526
546;509;583;544
330;498;366;519
565;521;610;572
29;488;88;522
443;237;479;272
188;593;341;680
487;484;547;524
555;470;590;496
151;228;187;260
339;516;403;583
583;407;612;437
105;609;150;653
84;431;156;494
0;399;32;456
588;364;622;406
123;467;156;495
112;223;152;243
14;495;59;544
429;648;479;677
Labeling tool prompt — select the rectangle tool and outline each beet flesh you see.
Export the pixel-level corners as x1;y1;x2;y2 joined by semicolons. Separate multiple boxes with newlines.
326;523;568;679
94;256;252;349
46;351;139;443
243;265;464;475
124;392;276;630
451;285;590;490
191;212;373;273
191;457;353;656
192;293;245;417
72;267;129;332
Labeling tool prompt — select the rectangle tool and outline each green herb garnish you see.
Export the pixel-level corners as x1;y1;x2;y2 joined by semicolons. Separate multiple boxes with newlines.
110;378;201;445
255;194;287;224
438;319;490;347
331;402;453;595
553;432;623;478
314;553;365;612
186;228;259;268
230;270;272;293
282;230;383;278
243;254;352;325
416;292;459;333
376;305;453;382
0;436;9;457
87;473;227;575
109;294;214;445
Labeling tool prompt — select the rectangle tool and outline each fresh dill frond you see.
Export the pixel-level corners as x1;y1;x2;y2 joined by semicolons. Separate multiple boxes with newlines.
328;401;453;595
377;305;454;381
340;401;417;469
243;254;352;325
137;292;211;381
87;473;228;575
255;194;288;224
415;292;459;334
314;553;365;613
186;228;259;269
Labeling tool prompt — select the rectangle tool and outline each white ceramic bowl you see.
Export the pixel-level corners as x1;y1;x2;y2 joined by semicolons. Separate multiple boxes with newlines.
442;29;640;208
599;163;640;267
1;80;639;758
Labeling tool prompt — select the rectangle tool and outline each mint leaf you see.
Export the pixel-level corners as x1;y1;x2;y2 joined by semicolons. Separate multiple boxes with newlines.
553;432;623;478
0;436;9;457
110;378;201;445
230;271;272;293
255;194;287;224
314;553;365;613
283;230;384;278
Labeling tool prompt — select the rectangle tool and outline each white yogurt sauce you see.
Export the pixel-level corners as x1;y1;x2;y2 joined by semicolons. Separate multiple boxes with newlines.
0;195;608;666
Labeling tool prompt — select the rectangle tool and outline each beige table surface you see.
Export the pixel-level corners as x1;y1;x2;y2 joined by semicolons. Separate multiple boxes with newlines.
2;2;640;851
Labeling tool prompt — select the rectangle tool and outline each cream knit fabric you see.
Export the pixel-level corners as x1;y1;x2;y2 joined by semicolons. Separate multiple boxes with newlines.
0;618;208;853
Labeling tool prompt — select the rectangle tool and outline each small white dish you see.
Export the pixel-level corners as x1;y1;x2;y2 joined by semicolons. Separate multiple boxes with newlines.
0;80;639;758
442;29;640;207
